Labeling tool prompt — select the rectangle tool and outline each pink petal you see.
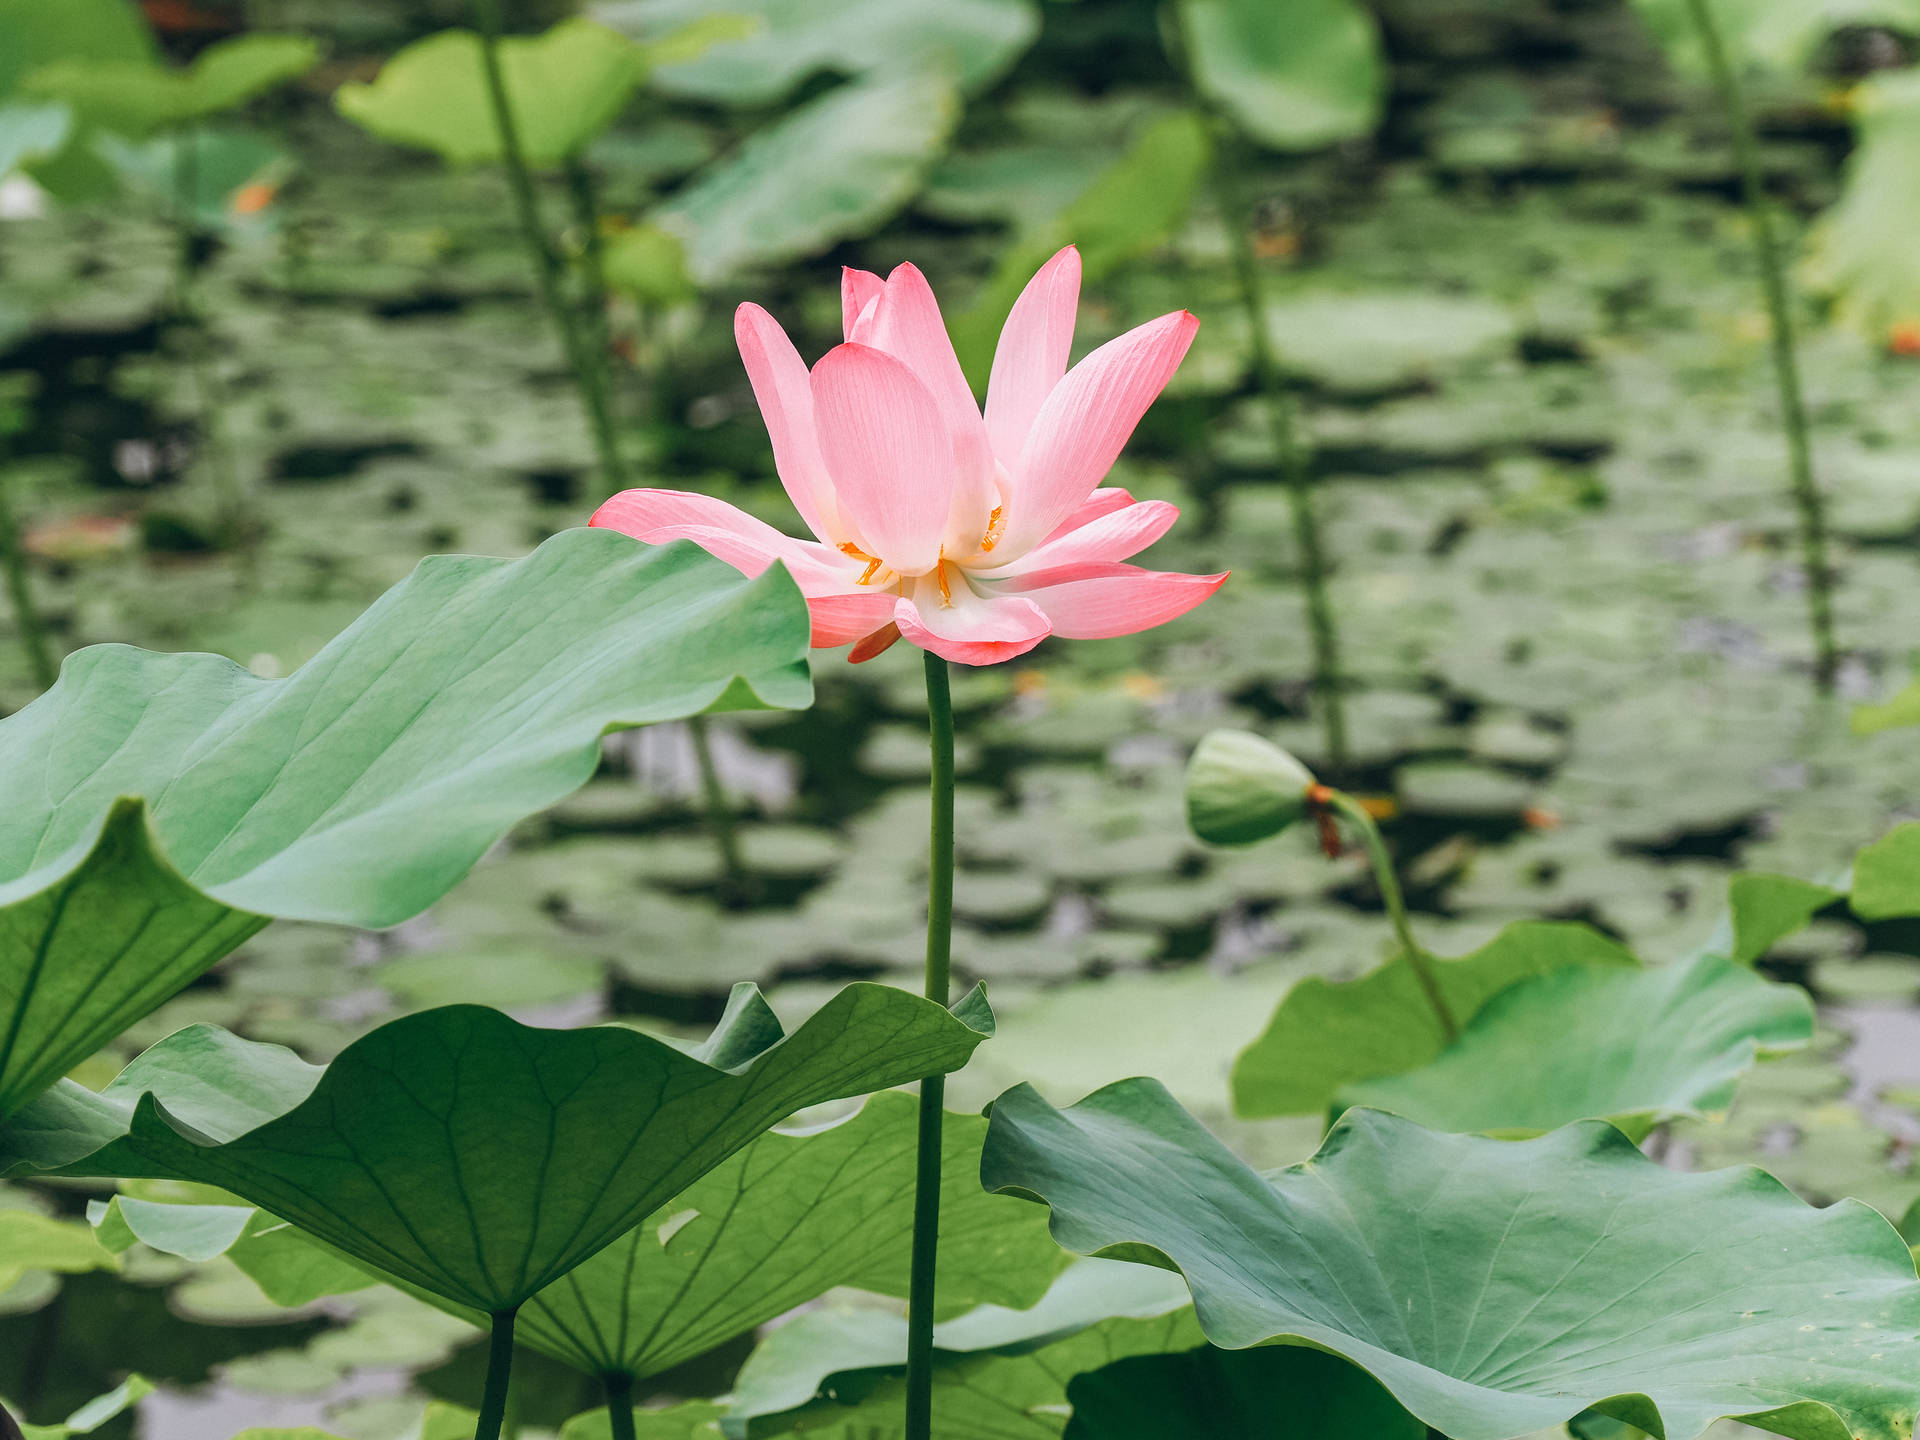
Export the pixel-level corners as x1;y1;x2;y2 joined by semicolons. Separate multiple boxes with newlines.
735;304;841;543
894;576;1051;666
810;344;954;577
1000;310;1199;560
851;263;995;548
996;561;1227;640
809;592;901;648
991;500;1178;577
1042;487;1136;545
984;245;1080;471
842;267;884;340
590;488;851;591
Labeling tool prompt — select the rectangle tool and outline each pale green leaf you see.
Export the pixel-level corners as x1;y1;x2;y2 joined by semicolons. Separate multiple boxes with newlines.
335;19;644;168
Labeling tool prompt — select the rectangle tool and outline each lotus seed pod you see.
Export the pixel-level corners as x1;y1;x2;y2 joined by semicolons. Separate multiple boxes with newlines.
1185;729;1318;846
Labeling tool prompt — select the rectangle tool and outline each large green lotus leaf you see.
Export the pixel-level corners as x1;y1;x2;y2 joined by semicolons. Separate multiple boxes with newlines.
1176;0;1384;152
1851;823;1920;920
0;0;151;200
1062;1345;1425;1440
1854;675;1920;736
983;1079;1920;1440
1805;70;1920;339
1338;950;1813;1139
950;110;1212;386
658;70;958;283
24;33;318;136
726;1260;1198;1438
512;1088;1067;1379
25;985;992;1314
594;0;1036;105
87;1185;376;1305
1628;0;1920;79
0;1209;115;1291
334;19;644;168
0;0;153;101
11;1377;153;1440
1728;871;1843;963
1230;920;1636;1118
0;102;70;179
0;529;810;1120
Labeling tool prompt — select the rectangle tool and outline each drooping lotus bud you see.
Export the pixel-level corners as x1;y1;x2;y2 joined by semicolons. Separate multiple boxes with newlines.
1185;729;1318;846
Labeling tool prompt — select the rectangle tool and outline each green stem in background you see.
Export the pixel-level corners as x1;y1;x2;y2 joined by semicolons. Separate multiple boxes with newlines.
904;650;956;1440
1683;0;1839;692
1213;137;1349;768
564;158;615;375
1321;787;1457;1042
472;0;626;492
474;1308;518;1440
687;712;748;900
601;1373;638;1440
0;467;55;691
169;130;246;550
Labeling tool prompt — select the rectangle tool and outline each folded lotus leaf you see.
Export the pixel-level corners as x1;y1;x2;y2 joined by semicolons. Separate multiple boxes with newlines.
0;529;811;1121
11;983;990;1314
984;1078;1920;1440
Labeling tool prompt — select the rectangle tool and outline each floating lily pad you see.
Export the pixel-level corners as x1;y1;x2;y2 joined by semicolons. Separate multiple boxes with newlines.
0;530;810;1121
1340;950;1812;1138
1266;291;1518;396
984;1079;1920;1440
11;984;992;1315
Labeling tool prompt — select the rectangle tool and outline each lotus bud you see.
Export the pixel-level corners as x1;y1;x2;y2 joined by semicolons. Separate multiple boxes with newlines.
1185;729;1319;846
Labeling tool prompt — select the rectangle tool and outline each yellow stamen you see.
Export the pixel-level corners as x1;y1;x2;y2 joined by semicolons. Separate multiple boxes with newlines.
979;505;1006;553
936;559;954;608
839;541;885;586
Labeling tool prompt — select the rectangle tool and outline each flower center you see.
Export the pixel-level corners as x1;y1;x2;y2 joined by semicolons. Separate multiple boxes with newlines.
978;505;1005;553
838;541;888;586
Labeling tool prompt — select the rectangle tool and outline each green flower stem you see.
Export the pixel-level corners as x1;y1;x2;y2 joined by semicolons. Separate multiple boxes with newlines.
169;131;245;549
687;712;747;899
475;1307;518;1440
562;156;625;476
904;650;956;1440
601;1372;637;1440
1682;0;1838;691
472;0;627;492
1213;136;1348;767
0;459;55;692
1323;788;1457;1042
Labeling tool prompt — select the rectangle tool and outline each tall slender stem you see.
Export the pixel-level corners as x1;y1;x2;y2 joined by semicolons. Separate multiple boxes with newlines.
1322;788;1457;1042
1213;139;1348;767
905;650;956;1440
601;1372;637;1440
0;465;54;691
1683;0;1838;691
687;713;747;898
170;130;246;548
564;159;613;364
474;1308;518;1440
472;0;627;491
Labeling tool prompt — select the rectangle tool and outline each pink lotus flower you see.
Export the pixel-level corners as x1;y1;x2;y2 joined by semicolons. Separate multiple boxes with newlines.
591;247;1227;666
